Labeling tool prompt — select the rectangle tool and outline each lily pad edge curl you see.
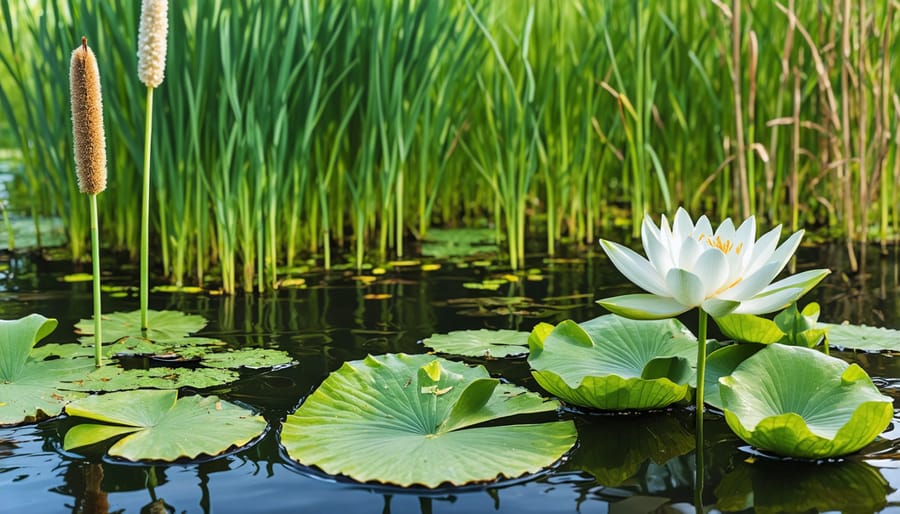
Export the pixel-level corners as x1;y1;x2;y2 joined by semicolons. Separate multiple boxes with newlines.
281;353;576;488
719;343;893;459
527;315;697;411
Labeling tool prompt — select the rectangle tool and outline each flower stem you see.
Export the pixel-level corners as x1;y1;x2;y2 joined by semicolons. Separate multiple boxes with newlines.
140;86;154;331
695;308;708;415
90;193;102;368
694;308;708;512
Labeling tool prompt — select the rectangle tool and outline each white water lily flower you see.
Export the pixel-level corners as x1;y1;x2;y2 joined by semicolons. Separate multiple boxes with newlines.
598;208;830;320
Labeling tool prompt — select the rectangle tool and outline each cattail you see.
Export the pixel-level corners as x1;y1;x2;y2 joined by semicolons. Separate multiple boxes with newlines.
70;37;107;195
137;0;168;88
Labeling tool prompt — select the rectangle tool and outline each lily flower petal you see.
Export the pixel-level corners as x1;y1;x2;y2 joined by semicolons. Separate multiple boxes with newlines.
666;268;705;308
756;268;831;297
730;287;806;315
694;247;729;296
599;239;671;296
702;298;741;318
597;208;827;322
597;294;692;320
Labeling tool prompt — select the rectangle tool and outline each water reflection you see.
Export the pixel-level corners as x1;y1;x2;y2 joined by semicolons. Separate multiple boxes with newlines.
2;245;900;512
564;412;695;489
715;458;892;513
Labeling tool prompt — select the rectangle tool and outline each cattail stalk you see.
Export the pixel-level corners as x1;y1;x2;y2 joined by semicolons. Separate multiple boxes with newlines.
70;37;106;367
137;0;169;331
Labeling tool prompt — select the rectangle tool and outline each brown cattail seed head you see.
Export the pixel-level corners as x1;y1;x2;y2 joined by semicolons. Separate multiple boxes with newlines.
137;0;168;88
70;38;107;195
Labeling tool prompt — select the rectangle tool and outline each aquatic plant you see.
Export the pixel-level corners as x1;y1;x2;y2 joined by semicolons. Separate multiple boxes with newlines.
281;353;576;487
597;208;829;413
527;316;696;411
718;344;892;459
4;1;898;286
70;36;107;367
63;389;266;461
0;315;91;425
137;0;169;330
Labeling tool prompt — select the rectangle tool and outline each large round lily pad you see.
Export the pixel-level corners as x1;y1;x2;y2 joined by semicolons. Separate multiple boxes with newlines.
281;353;576;488
719;344;893;458
527;315;697;410
63;389;267;461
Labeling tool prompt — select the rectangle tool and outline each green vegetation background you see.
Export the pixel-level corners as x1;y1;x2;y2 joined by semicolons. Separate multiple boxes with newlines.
1;0;898;292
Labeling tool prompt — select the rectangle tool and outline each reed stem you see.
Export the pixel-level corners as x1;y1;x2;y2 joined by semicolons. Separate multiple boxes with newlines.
141;86;153;330
90;193;102;368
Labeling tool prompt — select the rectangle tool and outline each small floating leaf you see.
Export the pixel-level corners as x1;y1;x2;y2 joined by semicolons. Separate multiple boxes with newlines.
281;353;575;487
64;366;240;391
421;329;529;358
152;285;205;294
61;273;93;283
63;389;267;461
200;348;294;369
75;310;207;343
820;322;900;352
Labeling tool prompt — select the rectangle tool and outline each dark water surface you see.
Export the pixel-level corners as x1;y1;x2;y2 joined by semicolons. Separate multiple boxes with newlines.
2;244;900;513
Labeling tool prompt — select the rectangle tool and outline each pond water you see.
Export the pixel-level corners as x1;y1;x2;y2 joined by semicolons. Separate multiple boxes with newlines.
2;243;900;513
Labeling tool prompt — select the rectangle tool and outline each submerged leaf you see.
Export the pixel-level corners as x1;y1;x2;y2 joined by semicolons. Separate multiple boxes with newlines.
421;329;529;358
719;344;893;458
281;353;575;487
63;389;267;461
527;315;697;410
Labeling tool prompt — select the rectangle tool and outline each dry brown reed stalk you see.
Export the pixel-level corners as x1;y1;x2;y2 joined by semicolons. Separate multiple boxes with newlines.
137;0;168;88
70;37;107;195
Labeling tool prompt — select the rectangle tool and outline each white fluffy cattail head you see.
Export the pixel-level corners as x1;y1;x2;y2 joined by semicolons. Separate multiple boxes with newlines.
137;0;168;88
70;37;107;195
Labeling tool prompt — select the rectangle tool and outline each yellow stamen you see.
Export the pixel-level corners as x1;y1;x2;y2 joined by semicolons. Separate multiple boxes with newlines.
700;235;743;255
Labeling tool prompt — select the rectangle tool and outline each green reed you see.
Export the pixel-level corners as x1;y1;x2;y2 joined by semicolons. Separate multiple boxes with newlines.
1;0;898;291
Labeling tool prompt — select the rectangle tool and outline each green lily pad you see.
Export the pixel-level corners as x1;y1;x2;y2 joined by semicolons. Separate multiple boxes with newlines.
75;310;208;343
703;343;764;410
820;322;900;352
62;366;240;392
715;458;889;513
527;315;697;411
565;414;694;486
421;329;529;358
714;303;826;348
32;336;226;361
720;344;893;458
63;389;267;461
0;314;92;426
281;353;576;487
201;348;295;369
